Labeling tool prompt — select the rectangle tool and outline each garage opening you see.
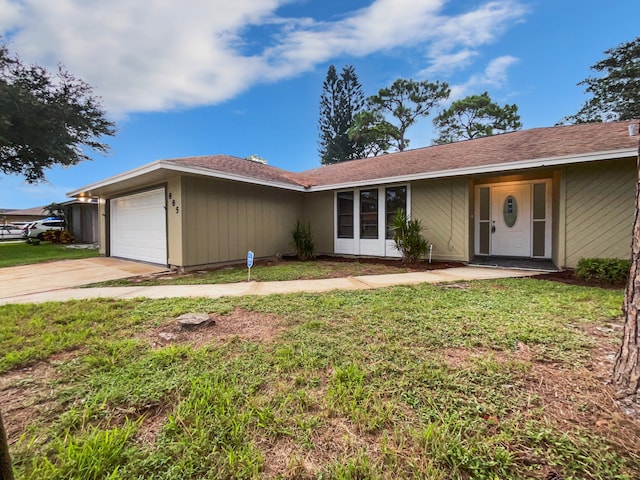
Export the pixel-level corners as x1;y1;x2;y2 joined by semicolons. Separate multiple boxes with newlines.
110;188;167;265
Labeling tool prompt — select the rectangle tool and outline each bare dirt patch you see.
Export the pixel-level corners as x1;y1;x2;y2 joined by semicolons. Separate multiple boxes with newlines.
0;352;74;444
259;416;381;479
140;307;284;349
438;320;640;459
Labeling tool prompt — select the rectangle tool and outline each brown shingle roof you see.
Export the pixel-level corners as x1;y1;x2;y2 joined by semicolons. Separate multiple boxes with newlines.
2;206;47;216
169;155;304;187
298;120;639;187
74;121;638;198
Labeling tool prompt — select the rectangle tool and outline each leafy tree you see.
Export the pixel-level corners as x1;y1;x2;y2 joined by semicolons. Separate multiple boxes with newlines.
564;36;640;123
347;110;394;157
0;41;116;183
318;64;365;164
350;78;450;154
432;92;522;144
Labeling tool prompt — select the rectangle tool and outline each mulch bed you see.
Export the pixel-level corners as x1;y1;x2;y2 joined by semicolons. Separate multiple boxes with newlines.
533;269;627;289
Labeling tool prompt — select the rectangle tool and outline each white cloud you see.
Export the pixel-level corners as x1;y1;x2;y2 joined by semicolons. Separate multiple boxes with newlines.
1;0;527;115
449;55;520;99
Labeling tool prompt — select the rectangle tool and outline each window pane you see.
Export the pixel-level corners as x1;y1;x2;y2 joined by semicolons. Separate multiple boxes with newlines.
385;186;407;239
533;183;546;220
337;191;354;238
479;187;489;221
360;189;378;239
533;221;545;257
479;222;490;255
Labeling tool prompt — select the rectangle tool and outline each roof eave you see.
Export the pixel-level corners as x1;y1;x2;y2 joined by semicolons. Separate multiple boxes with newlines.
67;161;307;198
305;147;638;192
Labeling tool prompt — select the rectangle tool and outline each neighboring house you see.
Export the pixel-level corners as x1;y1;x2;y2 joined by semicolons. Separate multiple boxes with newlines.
1;201;99;244
1;206;49;224
68;120;639;270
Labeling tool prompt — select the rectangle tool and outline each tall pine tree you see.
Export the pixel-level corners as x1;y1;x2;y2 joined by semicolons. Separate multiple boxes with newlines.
318;65;365;165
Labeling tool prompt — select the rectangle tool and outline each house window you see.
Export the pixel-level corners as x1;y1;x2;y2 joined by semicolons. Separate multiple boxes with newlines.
478;187;490;255
360;189;378;239
385;186;407;239
337;191;354;238
532;183;546;257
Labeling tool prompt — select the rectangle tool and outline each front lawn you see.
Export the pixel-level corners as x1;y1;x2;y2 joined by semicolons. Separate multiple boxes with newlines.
85;258;459;287
2;279;639;479
0;241;98;268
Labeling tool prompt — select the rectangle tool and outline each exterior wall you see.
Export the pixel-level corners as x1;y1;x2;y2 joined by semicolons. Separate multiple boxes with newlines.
180;176;304;268
302;191;334;254
166;176;183;267
411;177;469;262
98;198;107;255
69;203;98;243
562;158;636;268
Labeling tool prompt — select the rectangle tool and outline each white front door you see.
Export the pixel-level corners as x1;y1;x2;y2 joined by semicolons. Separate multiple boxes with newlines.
490;184;531;257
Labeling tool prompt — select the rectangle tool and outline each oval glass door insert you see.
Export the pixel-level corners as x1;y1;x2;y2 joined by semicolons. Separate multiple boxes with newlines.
503;195;517;227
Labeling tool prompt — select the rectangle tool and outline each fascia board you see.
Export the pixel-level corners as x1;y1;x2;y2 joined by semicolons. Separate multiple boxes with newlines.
67;161;306;197
305;148;638;192
161;163;307;191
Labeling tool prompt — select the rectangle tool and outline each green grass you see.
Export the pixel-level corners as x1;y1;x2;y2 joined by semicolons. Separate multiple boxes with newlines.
2;278;638;479
85;259;412;287
0;241;98;268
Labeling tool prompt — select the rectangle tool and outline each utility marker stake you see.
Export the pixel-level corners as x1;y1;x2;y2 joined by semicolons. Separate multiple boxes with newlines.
247;250;254;282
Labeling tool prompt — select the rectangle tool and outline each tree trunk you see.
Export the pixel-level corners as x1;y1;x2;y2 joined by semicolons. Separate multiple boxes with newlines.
613;139;640;398
0;410;14;480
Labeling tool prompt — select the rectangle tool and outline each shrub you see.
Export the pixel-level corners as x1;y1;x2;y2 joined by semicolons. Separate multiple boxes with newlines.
391;209;431;264
291;220;315;260
575;258;630;285
42;229;74;244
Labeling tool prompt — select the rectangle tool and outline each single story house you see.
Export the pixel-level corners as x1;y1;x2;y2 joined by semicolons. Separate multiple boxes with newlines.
1;201;99;244
68;120;639;270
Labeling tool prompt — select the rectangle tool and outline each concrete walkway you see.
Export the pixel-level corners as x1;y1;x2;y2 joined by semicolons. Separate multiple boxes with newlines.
0;263;540;305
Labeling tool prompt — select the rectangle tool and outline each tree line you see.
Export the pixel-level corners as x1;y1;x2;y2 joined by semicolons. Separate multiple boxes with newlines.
318;66;522;165
319;36;639;165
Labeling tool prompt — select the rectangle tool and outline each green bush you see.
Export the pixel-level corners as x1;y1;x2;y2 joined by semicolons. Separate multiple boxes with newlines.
391;209;431;264
291;220;315;260
575;258;630;284
43;229;74;244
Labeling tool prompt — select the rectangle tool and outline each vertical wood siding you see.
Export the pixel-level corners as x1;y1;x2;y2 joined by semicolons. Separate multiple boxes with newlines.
166;176;183;267
303;191;334;254
564;159;636;267
411;178;469;261
181;177;303;267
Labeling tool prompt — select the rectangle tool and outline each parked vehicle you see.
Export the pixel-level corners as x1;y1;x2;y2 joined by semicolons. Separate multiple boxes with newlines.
25;218;65;240
0;225;25;240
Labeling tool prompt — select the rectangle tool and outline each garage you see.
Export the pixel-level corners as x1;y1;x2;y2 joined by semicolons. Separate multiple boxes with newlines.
110;188;167;265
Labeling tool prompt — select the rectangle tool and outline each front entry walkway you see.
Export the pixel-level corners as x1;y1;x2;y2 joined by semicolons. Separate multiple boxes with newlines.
468;256;559;271
1;265;541;305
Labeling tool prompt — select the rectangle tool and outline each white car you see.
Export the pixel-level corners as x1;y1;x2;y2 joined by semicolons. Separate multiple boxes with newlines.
25;218;65;240
0;225;26;240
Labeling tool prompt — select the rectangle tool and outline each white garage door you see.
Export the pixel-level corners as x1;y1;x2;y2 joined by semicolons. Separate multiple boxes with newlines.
110;189;167;265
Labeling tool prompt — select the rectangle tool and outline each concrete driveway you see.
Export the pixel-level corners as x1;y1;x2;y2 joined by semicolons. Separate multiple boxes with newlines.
0;257;167;302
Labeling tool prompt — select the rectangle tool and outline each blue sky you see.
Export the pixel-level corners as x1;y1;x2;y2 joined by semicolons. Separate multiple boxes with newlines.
0;0;638;209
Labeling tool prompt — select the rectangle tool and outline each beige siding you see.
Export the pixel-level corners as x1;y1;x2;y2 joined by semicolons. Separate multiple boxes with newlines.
302;191;334;254
411;178;469;262
563;159;636;268
181;176;303;267
166;176;183;267
98;198;107;256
